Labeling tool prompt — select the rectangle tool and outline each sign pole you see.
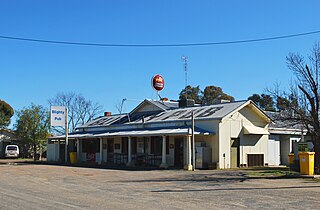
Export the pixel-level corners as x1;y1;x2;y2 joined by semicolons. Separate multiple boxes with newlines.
65;107;68;163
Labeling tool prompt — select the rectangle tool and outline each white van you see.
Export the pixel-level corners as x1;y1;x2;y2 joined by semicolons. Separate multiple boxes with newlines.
5;145;19;158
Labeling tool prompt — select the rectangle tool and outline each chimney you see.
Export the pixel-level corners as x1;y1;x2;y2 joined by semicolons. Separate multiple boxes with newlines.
179;99;195;108
212;99;231;104
104;112;112;116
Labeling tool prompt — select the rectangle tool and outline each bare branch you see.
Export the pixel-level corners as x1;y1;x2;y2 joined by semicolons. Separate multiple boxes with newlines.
48;92;103;133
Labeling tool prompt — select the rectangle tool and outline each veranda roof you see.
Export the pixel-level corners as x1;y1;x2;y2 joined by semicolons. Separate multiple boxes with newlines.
50;127;214;139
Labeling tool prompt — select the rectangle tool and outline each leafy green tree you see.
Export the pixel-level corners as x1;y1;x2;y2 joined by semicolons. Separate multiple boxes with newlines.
276;96;289;111
179;85;235;105
275;95;299;111
0;100;14;128
15;104;50;160
248;93;275;111
179;85;202;104
202;85;234;105
248;94;261;105
260;94;275;111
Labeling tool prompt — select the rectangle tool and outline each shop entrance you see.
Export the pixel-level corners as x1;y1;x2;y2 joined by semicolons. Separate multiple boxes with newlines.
230;138;240;168
174;137;184;168
107;139;114;163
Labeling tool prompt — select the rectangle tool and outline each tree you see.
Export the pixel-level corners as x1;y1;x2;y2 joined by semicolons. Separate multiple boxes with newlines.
179;85;202;104
248;94;261;105
179;85;235;105
48;92;103;134
270;43;320;172
260;94;275;111
287;43;320;172
276;94;298;112
0;99;14;128
15;104;50;160
202;85;234;105
248;93;275;111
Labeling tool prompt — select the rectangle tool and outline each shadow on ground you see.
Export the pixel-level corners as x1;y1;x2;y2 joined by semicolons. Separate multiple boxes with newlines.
150;185;320;193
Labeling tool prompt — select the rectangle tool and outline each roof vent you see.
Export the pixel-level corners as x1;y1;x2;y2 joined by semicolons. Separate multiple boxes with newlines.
179;99;195;108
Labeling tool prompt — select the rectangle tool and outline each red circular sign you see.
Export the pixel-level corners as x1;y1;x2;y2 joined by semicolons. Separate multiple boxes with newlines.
152;74;165;91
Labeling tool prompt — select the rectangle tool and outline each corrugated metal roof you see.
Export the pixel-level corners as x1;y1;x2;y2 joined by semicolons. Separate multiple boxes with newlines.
78;100;249;128
51;126;214;139
265;111;303;130
148;100;179;110
95;127;212;137
141;100;247;123
79;114;127;128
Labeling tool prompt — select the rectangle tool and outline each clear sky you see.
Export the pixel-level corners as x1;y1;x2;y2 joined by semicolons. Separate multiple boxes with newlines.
1;1;320;123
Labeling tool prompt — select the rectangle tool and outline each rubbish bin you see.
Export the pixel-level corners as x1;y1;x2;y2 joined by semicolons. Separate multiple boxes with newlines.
288;153;295;170
298;152;315;175
69;152;77;164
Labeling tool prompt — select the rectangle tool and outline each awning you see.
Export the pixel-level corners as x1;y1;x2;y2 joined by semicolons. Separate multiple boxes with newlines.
95;127;213;137
243;125;269;135
49;127;214;139
50;133;96;139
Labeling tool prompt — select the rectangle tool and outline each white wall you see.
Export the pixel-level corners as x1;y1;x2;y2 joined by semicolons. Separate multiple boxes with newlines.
47;143;59;161
196;120;219;166
217;106;269;169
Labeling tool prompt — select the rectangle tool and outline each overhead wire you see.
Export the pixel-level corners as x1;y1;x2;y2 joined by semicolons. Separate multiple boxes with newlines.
0;30;319;48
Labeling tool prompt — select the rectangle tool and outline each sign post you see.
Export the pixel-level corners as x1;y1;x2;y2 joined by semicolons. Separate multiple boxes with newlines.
65;107;68;163
50;106;68;163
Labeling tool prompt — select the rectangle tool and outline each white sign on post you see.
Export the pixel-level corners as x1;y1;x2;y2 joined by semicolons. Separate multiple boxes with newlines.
50;106;66;127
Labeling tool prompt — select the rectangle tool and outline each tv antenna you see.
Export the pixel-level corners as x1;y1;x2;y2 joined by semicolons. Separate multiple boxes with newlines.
181;56;188;99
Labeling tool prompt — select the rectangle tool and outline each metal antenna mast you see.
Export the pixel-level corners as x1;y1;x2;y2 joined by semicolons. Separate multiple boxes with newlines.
181;56;188;99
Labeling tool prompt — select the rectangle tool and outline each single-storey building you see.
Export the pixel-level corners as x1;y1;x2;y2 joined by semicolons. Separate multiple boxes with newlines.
48;99;271;169
266;111;312;166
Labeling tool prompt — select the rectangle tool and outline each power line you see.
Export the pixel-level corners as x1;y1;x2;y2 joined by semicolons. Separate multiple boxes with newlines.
0;30;319;48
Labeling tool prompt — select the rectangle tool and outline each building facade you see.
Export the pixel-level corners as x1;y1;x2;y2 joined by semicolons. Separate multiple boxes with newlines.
48;99;271;169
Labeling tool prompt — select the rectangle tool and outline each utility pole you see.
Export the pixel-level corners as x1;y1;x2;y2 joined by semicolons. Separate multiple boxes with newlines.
181;56;188;99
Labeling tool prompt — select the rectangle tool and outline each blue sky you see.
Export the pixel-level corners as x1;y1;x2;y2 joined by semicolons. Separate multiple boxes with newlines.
1;1;320;123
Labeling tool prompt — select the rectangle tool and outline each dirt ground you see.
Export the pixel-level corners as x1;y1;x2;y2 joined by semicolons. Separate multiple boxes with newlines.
0;162;320;209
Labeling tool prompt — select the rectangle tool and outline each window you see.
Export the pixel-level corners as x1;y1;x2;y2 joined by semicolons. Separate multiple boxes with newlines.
82;139;99;153
114;143;120;150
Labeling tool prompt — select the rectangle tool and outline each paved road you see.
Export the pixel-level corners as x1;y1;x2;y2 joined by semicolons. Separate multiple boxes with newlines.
0;163;319;209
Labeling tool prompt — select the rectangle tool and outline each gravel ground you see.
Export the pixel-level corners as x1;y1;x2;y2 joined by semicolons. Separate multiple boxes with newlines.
0;163;319;210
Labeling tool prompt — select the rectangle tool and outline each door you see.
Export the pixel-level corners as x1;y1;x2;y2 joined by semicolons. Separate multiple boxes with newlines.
268;138;280;166
174;137;184;168
103;141;108;162
107;139;114;163
230;138;240;168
